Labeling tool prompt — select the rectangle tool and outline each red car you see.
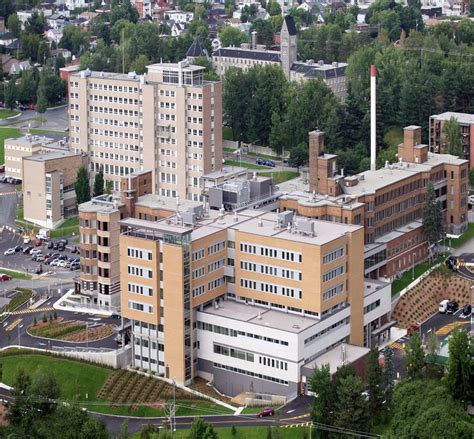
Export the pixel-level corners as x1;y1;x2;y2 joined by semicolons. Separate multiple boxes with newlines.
35;239;42;247
257;407;275;418
0;273;12;281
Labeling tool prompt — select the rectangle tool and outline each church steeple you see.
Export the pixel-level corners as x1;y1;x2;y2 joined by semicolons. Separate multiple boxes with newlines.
280;15;297;80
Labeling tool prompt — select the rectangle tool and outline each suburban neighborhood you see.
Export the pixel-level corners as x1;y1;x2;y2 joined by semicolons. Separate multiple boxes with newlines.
0;0;473;437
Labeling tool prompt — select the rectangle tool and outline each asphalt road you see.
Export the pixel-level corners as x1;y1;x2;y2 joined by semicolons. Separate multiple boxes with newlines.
0;289;121;350
456;253;474;281
89;395;312;435
0;107;68;131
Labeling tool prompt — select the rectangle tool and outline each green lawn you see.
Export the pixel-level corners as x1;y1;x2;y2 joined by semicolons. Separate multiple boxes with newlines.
0;109;20;119
0;127;22;164
223;127;235;141
384;126;403;148
0;353;112;402
29;128;68;136
131;426;311;438
0;268;32;280
391;254;446;296
259;171;299;185
224;159;268;170
50;217;79;239
449;222;474;249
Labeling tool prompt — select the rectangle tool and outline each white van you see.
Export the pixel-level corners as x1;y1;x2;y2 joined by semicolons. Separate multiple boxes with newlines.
439;299;449;313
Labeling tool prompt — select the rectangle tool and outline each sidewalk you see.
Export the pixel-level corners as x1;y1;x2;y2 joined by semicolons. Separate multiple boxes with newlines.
378;327;407;351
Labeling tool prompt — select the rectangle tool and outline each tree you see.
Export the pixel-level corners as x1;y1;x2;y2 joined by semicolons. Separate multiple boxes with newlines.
366;346;384;420
405;332;425;379
469;169;474;187
189;417;218;439
105;180;113;195
391;379;474;439
309;364;334;430
250;19;274;47
442;116;464;157
219;25;249;48
5;77;17;110
30;368;61;416
445;329;473;403
426;331;440;366
36;93;48;113
110;0;139;25
288;142;308;168
75;166;91;205
93;170;104;197
7;13;21;38
333;375;370;433
129;54;149;75
59;25;89;56
139;423;159;439
382;346;394;414
422;181;443;246
25;11;47;34
266;0;281;16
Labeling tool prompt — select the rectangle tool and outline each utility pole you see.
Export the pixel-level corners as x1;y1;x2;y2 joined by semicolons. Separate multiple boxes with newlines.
172;379;176;433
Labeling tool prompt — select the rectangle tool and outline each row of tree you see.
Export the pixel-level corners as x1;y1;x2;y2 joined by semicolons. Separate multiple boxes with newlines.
0;67;67;111
310;328;473;437
75;167;112;205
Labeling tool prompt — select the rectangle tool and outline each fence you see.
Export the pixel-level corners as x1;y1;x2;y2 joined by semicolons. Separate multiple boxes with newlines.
244;392;287;407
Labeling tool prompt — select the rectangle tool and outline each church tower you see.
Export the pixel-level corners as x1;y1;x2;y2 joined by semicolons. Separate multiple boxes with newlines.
280;15;297;80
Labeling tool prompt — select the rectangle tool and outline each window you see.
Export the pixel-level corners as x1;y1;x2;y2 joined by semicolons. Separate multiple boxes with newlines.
364;299;381;314
213;343;254;362
323;247;344;264
323;283;345;301
323;265;345;283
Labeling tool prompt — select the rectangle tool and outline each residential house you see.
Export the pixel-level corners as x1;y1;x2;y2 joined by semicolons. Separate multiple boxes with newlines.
9;61;32;76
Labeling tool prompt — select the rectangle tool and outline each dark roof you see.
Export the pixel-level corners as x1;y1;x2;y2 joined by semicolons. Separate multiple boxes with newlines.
5;39;19;50
290;61;347;78
213;48;281;62
187;40;208;58
0;32;14;40
284;15;297;36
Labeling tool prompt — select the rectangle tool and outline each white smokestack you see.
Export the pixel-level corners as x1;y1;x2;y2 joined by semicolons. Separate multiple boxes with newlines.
370;65;376;171
251;31;257;50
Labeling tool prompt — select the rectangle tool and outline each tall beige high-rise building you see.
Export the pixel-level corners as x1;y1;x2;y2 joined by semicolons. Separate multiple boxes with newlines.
68;60;222;200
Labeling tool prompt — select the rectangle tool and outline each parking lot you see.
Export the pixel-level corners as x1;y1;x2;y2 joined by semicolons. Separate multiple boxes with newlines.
0;229;79;277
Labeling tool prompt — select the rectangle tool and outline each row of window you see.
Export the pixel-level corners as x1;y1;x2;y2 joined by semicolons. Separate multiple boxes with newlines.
192;285;205;297
89;140;140;151
213;363;288;386
88;83;139;93
93;151;139;162
90;129;139;140
89;117;139;128
304;317;350;346
323;283;345;301
127;247;152;261
208;259;225;273
208;277;225;291
197;321;289;346
323;247;345;264
128;300;153;313
364;299;381;314
128;282;153;297
240;279;302;299
208;241;225;255
239;243;302;262
259;356;288;371
128;265;153;279
89;94;139;105
214;343;254;362
192;249;205;261
88;106;139;116
322;265;345;283
240;260;302;280
135;338;164;351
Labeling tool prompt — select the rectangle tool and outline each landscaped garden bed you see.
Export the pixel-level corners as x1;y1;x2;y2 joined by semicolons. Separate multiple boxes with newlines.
28;319;116;342
392;268;471;328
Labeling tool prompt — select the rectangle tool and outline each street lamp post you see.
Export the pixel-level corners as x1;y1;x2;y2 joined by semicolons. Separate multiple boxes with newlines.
18;324;23;347
412;252;416;280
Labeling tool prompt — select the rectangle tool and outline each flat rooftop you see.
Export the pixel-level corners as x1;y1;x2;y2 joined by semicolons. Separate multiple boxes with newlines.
364;279;390;298
344;153;467;196
374;220;423;244
72;70;142;82
135;194;203;212
147;62;205;73
5;135;53;145
303;343;370;374
201;166;249;181
431;112;474;124
79;196;124;213
199;300;320;333
24;150;79;162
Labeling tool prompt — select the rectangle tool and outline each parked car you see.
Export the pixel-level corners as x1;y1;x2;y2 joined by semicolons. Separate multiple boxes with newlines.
50;259;60;266
462;304;472;316
257;408;275;418
264;160;275;167
468;195;474;205
50;253;60;259
57;260;68;268
407;323;419;336
111;312;121;319
445;256;458;271
256;158;266;165
59;238;68;245
4;248;15;256
447;300;459;314
23;236;30;245
57;243;65;251
70;262;80;270
34;239;42;247
439;299;449;313
30;249;42;256
71;245;78;253
22;246;33;255
47;241;54;249
36;255;45;262
0;273;12;281
14;245;22;252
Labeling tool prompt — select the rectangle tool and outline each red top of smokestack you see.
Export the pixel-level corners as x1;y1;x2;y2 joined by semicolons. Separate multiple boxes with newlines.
371;65;376;77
